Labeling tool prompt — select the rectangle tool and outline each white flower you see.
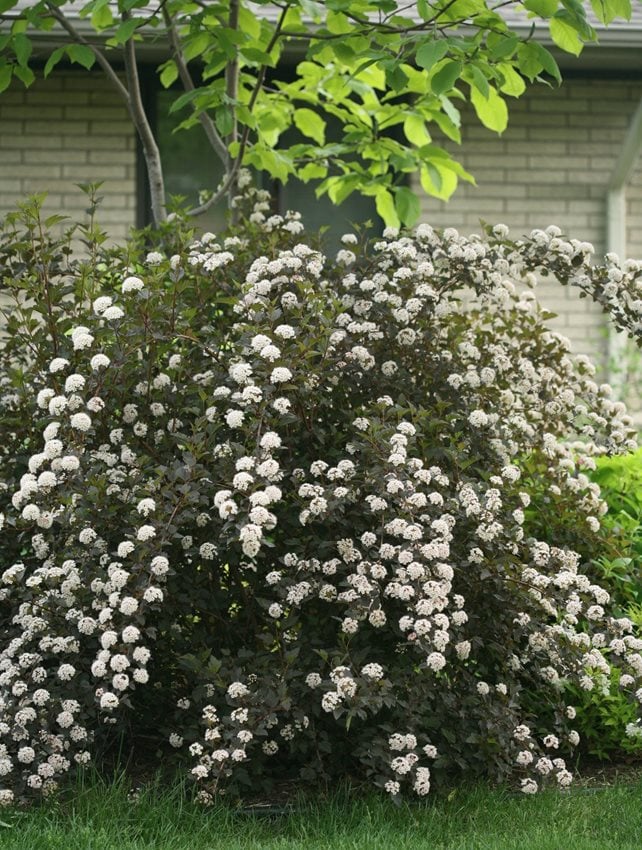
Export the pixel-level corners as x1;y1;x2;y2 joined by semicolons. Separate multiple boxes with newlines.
136;525;156;542
71;326;94;350
100;692;119;711
21;504;40;521
64;374;86;394
469;410;488;428
120;596;139;615
274;324;296;339
361;663;384;681
122;626;140;643
225;410;245;428
93;296;113;315
227;682;250;699
17;747;35;764
122;275;144;293
146;251;164;265
270;367;292;384
70;413;92;432
49;357;70;373
151;555;169;576
229;362;253;384
137;498;156;517
260;431;283;451
102;306;125;321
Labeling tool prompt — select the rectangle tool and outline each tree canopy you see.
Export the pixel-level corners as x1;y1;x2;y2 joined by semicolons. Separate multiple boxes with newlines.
0;0;636;225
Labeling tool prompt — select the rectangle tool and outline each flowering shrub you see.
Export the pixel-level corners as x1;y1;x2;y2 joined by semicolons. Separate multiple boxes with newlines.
1;186;642;806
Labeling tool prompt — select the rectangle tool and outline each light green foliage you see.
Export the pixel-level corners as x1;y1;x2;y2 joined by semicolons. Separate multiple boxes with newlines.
567;449;642;759
0;0;634;224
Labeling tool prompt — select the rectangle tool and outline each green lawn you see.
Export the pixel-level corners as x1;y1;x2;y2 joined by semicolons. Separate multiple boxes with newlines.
1;775;642;850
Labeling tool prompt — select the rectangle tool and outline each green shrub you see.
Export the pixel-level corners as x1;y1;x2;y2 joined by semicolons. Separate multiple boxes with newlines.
1;187;642;806
565;449;642;758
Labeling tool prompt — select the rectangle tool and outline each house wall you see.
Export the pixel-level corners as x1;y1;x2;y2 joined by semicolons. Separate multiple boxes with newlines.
0;71;137;242
415;77;642;377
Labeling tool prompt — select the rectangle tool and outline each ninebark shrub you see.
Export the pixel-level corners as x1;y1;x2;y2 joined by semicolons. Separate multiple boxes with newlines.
0;187;641;804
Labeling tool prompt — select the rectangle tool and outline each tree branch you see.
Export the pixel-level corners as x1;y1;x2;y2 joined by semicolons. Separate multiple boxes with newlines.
226;0;240;212
162;6;229;166
186;162;242;217
122;10;166;224
45;3;130;104
187;3;289;218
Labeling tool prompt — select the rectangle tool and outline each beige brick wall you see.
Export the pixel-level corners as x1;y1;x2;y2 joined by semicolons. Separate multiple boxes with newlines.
416;78;642;375
0;71;137;241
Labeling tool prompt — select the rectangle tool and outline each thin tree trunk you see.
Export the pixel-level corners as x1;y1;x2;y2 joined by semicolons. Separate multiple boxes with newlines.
226;0;241;222
122;13;167;225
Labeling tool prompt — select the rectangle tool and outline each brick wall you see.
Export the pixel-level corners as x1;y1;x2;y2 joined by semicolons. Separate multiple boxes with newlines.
0;70;137;242
415;78;642;374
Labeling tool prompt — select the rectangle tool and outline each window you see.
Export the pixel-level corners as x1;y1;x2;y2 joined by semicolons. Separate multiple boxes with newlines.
142;79;382;245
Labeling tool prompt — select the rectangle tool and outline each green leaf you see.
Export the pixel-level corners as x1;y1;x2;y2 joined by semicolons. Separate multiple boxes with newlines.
214;106;234;138
294;108;326;145
13;63;34;86
238;4;262;38
431;60;462;96
470;86;508;133
489;35;519;60
247;144;291;183
240;47;276;66
44;46;65;78
403;114;430;146
591;0;631;23
0;0;18;12
517;42;561;82
110;17;140;45
67;44;95;70
468;64;489;99
523;0;558;15
184;33;210;62
159;61;178;89
420;163;457;201
0;63;11;94
395;186;420;226
168;88;200;113
375;187;400;228
12;33;31;66
440;96;461;128
298;162;327;181
417;0;430;18
549;16;584;56
324;174;360;204
497;64;526;97
91;2;114;30
416;40;449;71
385;64;408;91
